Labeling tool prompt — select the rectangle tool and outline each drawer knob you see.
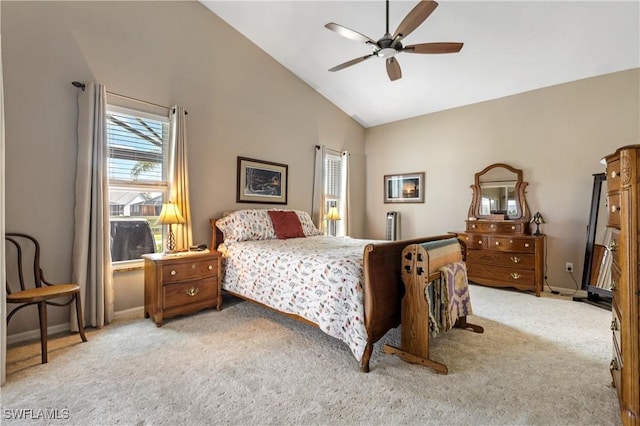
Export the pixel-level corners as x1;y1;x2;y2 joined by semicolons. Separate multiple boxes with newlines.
610;279;617;291
611;318;619;331
471;225;476;229
608;241;618;252
510;272;521;280
478;240;483;245
524;243;530;248
208;265;213;270
511;226;515;230
611;205;620;212
495;241;500;246
186;287;199;297
611;170;619;179
170;270;177;276
610;359;619;371
510;256;521;264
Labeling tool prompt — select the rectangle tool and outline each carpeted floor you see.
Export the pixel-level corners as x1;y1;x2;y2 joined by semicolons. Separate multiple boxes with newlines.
2;285;619;425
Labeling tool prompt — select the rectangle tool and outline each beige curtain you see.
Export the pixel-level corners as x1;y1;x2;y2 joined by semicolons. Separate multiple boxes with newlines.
168;106;192;250
71;82;114;329
312;145;326;232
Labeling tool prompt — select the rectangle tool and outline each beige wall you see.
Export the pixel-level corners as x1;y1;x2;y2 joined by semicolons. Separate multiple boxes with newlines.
366;68;640;290
1;1;365;334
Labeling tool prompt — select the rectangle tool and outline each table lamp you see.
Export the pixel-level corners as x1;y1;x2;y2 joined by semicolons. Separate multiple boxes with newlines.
326;206;341;237
530;211;545;236
156;202;186;252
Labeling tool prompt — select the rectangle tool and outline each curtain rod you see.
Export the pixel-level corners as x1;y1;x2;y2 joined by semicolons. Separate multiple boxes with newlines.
71;81;187;115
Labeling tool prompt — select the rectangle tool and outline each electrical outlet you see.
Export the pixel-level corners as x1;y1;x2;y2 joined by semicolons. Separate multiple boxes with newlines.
565;262;574;273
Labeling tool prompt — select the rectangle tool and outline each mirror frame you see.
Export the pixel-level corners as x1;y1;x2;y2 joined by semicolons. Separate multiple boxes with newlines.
468;163;531;221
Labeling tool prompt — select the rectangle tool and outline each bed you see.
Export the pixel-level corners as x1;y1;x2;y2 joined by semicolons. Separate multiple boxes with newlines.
210;208;453;372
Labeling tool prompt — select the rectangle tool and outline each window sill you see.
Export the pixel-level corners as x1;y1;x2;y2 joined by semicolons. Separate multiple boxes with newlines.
112;260;144;273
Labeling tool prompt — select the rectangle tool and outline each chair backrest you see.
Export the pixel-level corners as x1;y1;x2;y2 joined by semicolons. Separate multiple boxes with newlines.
5;232;44;295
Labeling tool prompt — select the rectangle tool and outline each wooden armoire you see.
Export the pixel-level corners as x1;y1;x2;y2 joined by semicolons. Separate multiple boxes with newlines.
603;145;640;425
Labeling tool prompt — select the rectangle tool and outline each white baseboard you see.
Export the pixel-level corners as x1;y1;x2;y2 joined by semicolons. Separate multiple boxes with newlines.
7;306;145;346
113;306;145;321
7;323;69;346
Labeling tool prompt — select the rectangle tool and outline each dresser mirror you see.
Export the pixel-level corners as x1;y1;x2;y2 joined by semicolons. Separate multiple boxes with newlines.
575;172;611;308
468;163;530;221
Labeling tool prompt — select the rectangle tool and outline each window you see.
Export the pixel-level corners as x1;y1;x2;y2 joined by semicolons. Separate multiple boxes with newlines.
106;105;170;262
322;149;346;235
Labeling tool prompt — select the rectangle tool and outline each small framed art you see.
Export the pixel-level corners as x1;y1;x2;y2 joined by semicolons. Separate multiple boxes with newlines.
384;172;425;203
237;157;288;204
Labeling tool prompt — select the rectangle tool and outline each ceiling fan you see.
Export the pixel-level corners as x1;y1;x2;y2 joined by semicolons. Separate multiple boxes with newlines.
325;0;463;81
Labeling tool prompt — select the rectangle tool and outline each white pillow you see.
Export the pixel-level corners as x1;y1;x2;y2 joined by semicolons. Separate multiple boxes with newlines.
215;209;276;243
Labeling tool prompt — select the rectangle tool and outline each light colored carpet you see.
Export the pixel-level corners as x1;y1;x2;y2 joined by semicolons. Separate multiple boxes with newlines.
3;285;619;425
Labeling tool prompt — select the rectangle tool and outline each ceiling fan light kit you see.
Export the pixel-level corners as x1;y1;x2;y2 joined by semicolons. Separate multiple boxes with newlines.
325;0;463;81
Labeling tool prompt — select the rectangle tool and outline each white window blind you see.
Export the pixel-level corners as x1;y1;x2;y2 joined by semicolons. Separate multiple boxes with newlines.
324;150;342;201
107;106;169;185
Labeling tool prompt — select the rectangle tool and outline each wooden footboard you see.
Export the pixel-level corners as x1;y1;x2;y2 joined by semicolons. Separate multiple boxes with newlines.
360;234;455;372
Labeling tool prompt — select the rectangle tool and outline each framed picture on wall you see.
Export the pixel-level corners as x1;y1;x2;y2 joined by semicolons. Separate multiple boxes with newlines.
384;172;425;203
237;157;288;204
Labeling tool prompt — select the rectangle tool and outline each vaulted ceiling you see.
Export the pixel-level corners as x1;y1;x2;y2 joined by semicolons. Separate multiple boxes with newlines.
201;1;640;128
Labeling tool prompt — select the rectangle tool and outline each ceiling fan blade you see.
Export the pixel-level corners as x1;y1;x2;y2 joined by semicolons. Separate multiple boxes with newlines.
404;42;464;54
386;57;402;81
325;22;376;45
393;0;438;40
329;54;375;72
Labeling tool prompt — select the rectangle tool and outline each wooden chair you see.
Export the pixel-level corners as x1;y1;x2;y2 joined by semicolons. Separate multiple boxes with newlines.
5;233;87;363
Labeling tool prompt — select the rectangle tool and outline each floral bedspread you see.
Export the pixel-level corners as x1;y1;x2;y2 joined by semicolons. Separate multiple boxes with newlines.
219;236;375;361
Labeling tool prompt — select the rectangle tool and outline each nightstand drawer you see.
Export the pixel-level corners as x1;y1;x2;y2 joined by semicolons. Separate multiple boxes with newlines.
163;277;218;309
162;259;218;283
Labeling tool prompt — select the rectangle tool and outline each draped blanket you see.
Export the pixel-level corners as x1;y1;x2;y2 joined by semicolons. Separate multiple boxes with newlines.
426;261;473;336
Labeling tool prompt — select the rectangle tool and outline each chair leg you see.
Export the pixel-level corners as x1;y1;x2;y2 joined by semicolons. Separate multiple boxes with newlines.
37;301;48;364
74;294;88;343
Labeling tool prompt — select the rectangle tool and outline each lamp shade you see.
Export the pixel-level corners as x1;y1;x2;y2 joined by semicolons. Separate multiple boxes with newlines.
326;207;341;221
530;212;545;225
155;202;186;225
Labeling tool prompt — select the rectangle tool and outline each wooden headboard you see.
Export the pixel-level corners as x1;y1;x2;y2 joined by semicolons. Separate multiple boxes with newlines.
210;218;224;250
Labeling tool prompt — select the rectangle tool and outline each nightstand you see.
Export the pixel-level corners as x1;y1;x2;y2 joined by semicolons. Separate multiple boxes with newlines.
142;251;222;326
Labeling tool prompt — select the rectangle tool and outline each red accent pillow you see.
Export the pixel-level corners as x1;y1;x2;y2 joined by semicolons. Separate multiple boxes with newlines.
268;210;305;239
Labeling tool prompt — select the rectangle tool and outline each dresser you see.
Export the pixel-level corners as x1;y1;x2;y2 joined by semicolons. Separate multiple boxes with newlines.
458;223;545;296
603;145;640;425
456;163;544;296
143;251;222;326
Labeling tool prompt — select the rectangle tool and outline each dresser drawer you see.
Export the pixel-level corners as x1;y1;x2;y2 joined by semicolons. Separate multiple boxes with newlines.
612;307;621;361
467;221;526;234
488;236;536;253
466;263;535;286
462;234;487;249
608;229;621;267
163;277;218;309
606;193;621;228
162;259;218;283
467;249;535;269
607;158;621;192
610;261;621;299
